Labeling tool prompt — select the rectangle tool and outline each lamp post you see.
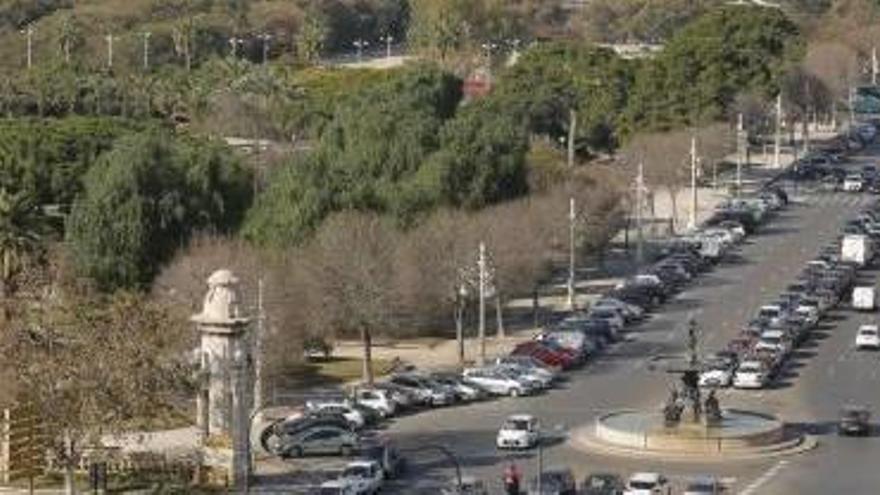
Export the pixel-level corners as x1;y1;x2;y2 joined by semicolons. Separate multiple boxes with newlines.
353;39;369;63
142;32;151;70
258;34;271;64
22;25;34;69
229;37;244;58
380;34;393;59
105;33;115;69
567;197;577;310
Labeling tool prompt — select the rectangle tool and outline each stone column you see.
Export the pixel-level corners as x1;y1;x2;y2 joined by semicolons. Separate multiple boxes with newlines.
191;269;253;488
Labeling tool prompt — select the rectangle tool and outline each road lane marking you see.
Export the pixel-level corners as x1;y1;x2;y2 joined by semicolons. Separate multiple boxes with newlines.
739;460;789;495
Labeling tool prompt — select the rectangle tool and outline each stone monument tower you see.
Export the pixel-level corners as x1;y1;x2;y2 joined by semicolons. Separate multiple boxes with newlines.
192;269;253;486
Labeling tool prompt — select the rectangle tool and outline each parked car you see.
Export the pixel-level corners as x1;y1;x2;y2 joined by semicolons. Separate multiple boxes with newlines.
277;425;360;458
494;364;553;389
462;367;534;397
496;414;540;449
305;401;366;430
361;441;407;479
855;324;880;350
260;415;351;455
441;476;489;495
581;473;625;495
388;374;454;407
733;360;769;389
336;460;384;495
698;355;737;388
529;468;577;495
623;472;668;495
682;475;722;495
838;405;872;436
351;388;397;418
319;479;358;495
431;373;489;402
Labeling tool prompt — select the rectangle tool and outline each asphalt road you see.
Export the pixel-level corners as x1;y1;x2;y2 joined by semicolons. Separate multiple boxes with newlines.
379;146;880;494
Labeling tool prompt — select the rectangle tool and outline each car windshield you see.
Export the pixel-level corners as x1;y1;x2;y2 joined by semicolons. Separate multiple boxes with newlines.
759;308;779;318
629;481;657;489
320;488;342;495
342;466;369;478
504;419;531;430
686;481;714;490
762;336;782;344
860;328;878;335
740;362;762;372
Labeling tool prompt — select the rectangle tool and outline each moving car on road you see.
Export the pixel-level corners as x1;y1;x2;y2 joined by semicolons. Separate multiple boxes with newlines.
838;406;872;436
733;360;769;389
843;174;864;192
496;414;540;449
462;367;534;397
581;473;625;495
855;324;880;350
337;460;384;495
682;476;722;494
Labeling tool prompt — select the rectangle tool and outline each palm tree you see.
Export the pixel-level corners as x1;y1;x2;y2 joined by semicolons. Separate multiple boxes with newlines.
0;187;48;296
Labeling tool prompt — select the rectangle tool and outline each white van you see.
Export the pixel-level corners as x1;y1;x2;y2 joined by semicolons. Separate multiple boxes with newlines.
853;286;877;311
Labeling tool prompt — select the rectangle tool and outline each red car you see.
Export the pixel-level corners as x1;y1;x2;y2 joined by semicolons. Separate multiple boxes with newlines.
512;341;575;369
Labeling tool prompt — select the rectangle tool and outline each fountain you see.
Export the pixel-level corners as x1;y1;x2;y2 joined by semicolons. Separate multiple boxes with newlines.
571;319;813;460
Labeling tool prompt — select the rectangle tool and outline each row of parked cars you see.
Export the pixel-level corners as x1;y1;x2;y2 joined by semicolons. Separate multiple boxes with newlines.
698;196;876;393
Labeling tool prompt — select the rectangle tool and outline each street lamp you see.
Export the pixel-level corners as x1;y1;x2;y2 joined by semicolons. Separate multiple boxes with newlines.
21;25;34;69
142;32;152;70
105;33;115;69
229;37;244;59
380;34;393;59
258;34;271;64
353;39;369;63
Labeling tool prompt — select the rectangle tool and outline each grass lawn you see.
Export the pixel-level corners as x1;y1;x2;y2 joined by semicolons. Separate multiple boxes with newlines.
283;357;393;388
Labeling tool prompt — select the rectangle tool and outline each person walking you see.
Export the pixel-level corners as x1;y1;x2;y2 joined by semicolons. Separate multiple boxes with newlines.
503;461;521;495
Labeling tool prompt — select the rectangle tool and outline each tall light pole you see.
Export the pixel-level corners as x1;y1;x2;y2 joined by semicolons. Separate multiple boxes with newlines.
229;37;244;58
849;86;856;128
105;33;115;69
258;34;271;64
142;32;151;70
689;135;698;230
381;34;393;59
478;242;487;366
253;278;265;415
567;110;577;169
22;25;34;69
636;162;645;264
567;198;577;310
872;46;878;86
736;113;744;196
353;39;369;63
774;93;782;169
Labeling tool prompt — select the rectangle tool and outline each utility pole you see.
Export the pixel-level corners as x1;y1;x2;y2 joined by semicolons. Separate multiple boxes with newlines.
22;25;33;69
568;110;577;169
849;86;856;128
353;39;368;63
636;162;645;264
567;197;576;310
254;278;265;414
259;34;271;65
382;35;393;59
774;93;782;169
737;113;744;197
689;135;698;230
478;242;487;366
873;46;878;86
105;33;114;69
142;32;151;70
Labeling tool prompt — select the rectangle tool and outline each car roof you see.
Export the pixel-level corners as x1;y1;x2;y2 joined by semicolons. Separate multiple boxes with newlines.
630;472;661;482
346;460;378;469
859;324;879;331
507;414;535;421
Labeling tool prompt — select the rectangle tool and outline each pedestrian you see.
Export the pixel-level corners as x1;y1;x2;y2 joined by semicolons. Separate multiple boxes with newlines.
503;461;521;495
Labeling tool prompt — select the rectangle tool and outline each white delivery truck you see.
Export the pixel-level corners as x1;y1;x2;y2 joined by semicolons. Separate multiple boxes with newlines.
853;286;877;311
841;234;873;267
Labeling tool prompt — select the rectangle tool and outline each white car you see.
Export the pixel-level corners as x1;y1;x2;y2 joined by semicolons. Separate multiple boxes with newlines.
462;368;533;397
853;286;877;311
757;305;785;326
755;330;790;355
352;388;397;418
624;472;668;495
320;480;358;495
496;414;540;449
699;365;733;388
844;174;864;192
795;305;820;327
305;401;366;429
856;324;880;350
494;364;553;389
733;360;768;389
338;460;384;495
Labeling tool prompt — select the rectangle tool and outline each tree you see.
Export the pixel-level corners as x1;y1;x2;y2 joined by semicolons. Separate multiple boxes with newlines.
0;288;192;495
296;8;329;64
67;131;252;290
305;212;398;385
0;188;48;296
781;65;832;151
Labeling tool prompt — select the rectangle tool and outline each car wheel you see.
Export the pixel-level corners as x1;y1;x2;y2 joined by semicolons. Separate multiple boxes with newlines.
340;444;353;457
289;446;303;458
509;388;521;398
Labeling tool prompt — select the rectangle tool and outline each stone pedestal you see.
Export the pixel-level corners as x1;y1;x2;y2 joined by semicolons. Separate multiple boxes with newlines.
191;270;253;489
